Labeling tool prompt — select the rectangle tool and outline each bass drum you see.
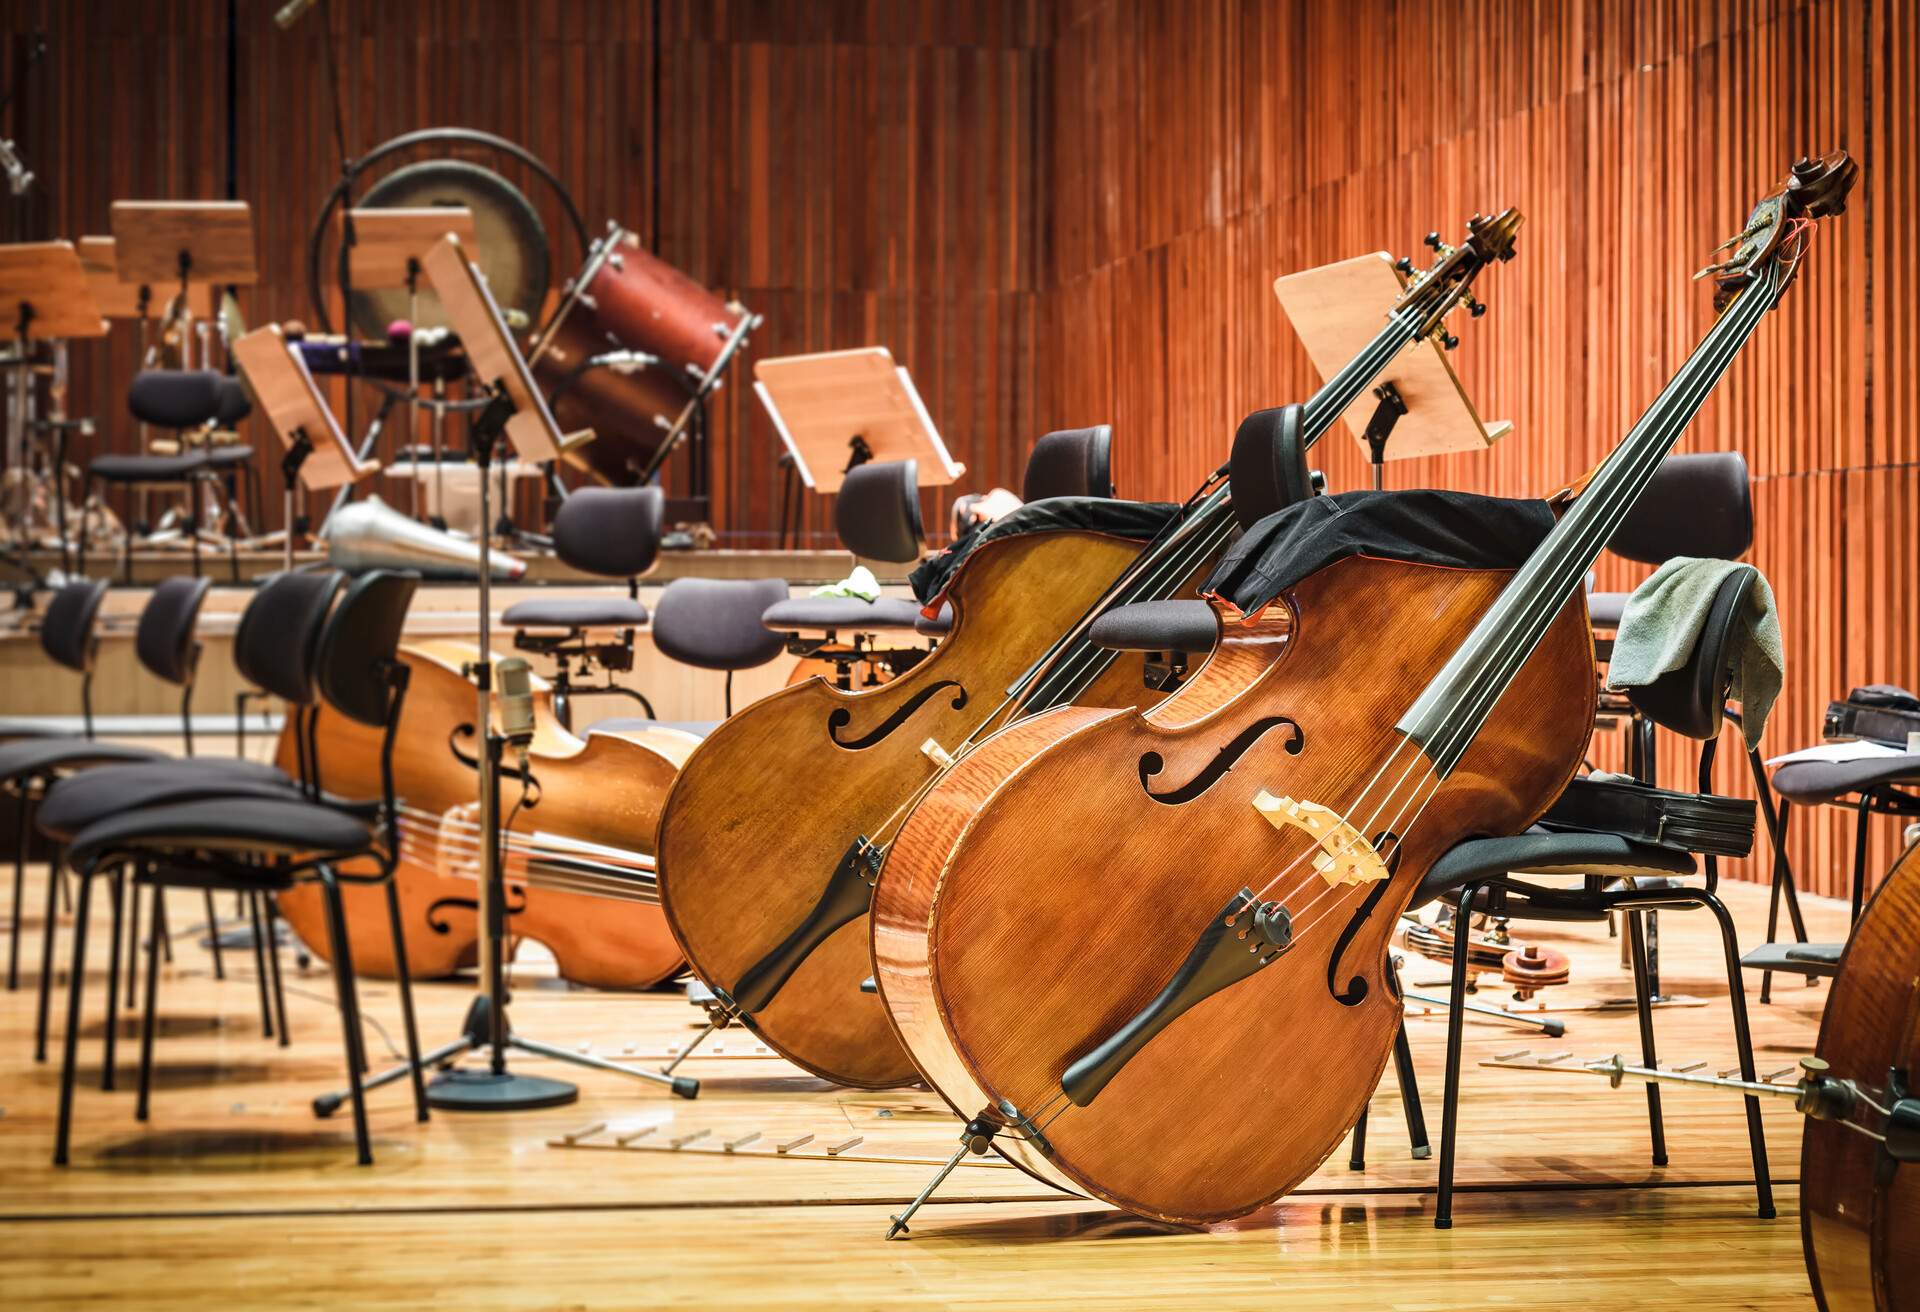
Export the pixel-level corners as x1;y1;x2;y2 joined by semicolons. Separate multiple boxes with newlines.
532;311;690;486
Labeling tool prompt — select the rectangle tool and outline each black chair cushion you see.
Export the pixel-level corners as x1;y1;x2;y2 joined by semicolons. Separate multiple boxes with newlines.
552;485;663;580
1608;452;1753;565
0;738;167;784
1772;753;1920;806
916;602;954;636
502;596;648;630
835;460;923;563
761;595;925;634
587;718;719;740
1588;591;1628;629
1087;599;1218;654
39;762;302;842
652;578;791;672
1023;426;1114;502
89;452;212;481
205;445;254;466
1621;566;1756;740
70;796;374;870
1414;830;1696;908
234;570;346;703
1742;940;1842;979
40;579;109;672
135;576;211;686
127;369;227;429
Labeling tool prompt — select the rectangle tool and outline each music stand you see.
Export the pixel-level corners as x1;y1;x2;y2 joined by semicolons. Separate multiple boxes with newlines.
346;207;478;516
754;346;964;544
318;233;685;1115
230;325;380;569
111;201;257;376
77;236;213;321
0;242;109;572
1274;253;1510;489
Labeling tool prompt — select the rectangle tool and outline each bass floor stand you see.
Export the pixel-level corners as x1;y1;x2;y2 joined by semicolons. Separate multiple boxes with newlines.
316;387;694;1121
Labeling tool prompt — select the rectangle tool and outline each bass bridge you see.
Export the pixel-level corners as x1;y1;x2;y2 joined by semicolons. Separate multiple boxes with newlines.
1252;790;1392;886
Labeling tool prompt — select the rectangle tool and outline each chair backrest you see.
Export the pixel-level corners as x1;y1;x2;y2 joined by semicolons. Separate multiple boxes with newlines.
835;460;923;563
127;369;228;431
653;577;791;671
1022;426;1114;502
1608;452;1753;565
552;485;664;580
40;579;109;673
314;571;420;728
213;375;252;427
1228;405;1317;530
134;576;212;686
233;570;346;704
1625;566;1758;741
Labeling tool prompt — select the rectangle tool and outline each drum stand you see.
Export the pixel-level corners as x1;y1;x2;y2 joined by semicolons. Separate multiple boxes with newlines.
314;385;696;1120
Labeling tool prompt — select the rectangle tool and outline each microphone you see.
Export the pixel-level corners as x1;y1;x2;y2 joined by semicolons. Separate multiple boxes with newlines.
274;0;322;29
496;658;537;771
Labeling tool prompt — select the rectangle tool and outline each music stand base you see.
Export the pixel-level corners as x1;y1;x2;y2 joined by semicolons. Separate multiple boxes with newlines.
426;1066;579;1112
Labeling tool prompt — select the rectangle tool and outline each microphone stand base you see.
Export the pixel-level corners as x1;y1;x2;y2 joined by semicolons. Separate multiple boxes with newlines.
426;1066;579;1113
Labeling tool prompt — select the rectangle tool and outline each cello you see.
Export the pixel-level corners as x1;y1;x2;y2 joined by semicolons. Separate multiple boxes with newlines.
655;212;1523;1088
871;155;1856;1227
275;641;695;991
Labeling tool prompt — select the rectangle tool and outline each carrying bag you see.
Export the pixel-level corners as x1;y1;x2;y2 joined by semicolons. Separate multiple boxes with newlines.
1540;774;1756;858
1823;685;1920;750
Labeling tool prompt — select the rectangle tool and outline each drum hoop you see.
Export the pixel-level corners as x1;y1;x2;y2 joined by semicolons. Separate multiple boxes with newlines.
528;224;632;368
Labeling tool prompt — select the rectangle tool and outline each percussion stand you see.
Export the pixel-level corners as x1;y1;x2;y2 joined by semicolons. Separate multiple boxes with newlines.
314;382;697;1118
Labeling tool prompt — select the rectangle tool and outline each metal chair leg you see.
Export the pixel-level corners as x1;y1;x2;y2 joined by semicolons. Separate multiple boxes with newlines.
1434;881;1482;1230
102;870;124;1091
263;895;290;1047
383;878;429;1122
248;892;274;1040
203;889;225;979
1393;1020;1431;1159
1625;909;1668;1166
1701;890;1775;1219
124;869;142;1009
8;798;26;990
1347;1104;1370;1170
52;870;94;1166
34;832;60;1063
136;882;165;1121
319;868;373;1164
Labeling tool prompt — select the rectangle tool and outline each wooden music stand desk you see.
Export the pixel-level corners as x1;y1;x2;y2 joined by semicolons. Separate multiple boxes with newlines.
231;325;379;492
753;346;965;495
0;241;109;341
77;236;212;319
110;200;259;287
1275;253;1509;486
348;207;478;289
422;232;570;464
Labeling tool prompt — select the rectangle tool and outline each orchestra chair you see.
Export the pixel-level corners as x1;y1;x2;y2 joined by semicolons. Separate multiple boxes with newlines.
1420;565;1775;1229
1739;744;1920;994
502;485;663;730
588;576;792;736
761;458;931;681
918;425;1118;639
77;370;258;583
33;570;348;1075
51;570;429;1168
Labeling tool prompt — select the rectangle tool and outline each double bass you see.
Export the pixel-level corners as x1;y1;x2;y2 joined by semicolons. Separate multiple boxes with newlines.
654;212;1523;1087
275;642;695;991
871;155;1856;1227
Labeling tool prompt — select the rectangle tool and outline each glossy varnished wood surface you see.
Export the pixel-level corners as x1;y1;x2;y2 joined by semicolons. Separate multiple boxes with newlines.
275;642;688;992
0;849;1852;1306
876;557;1596;1222
655;529;1165;1089
1800;838;1920;1312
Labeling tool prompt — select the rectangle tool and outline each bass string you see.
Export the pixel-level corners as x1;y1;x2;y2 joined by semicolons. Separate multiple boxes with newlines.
390;804;657;870
393;836;661;906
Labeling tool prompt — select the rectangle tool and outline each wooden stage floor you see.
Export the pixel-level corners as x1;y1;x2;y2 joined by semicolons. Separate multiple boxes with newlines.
0;860;1845;1309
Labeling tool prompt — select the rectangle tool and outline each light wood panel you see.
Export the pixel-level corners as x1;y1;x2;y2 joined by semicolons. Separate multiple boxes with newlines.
1039;0;1917;902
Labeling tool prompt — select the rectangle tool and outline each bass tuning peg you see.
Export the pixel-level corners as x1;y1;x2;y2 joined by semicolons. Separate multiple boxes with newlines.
1441;333;1460;350
1394;256;1415;275
1467;298;1487;318
1424;231;1443;249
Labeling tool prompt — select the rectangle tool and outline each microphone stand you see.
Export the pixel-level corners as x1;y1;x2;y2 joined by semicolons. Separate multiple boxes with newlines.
312;381;695;1120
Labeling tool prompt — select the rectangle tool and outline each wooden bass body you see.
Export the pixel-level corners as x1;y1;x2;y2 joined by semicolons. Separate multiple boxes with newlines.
872;556;1595;1222
276;641;695;991
656;528;1196;1089
1802;836;1920;1311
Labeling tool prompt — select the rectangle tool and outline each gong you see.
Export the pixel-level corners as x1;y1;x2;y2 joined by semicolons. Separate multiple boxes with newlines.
346;160;550;340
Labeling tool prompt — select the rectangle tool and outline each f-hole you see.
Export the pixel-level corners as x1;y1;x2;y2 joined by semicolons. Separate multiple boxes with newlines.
1324;832;1401;1005
1137;716;1303;805
827;680;968;750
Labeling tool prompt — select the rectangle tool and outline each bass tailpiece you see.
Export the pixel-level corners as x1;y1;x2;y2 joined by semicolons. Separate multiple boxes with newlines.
727;836;883;1015
1060;888;1292;1107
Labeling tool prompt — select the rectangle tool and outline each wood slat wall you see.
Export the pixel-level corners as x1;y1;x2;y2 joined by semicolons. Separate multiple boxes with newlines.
1040;0;1917;899
1;0;1911;894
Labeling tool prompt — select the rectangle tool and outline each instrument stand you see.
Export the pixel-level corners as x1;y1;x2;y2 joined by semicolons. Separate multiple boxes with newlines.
1362;383;1407;491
